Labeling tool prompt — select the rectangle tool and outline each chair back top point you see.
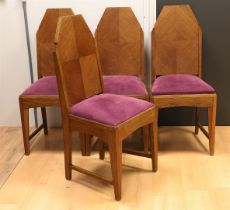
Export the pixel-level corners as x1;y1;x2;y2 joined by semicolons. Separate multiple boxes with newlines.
37;8;74;78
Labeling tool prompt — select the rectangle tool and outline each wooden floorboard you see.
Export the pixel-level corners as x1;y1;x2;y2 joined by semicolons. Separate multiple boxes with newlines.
0;126;230;210
0;127;24;188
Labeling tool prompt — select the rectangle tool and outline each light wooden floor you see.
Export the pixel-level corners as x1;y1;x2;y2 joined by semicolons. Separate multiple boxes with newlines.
0;127;24;188
0;126;230;210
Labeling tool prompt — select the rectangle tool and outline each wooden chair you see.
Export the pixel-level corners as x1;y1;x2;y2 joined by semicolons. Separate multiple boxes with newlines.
54;14;158;201
95;7;150;153
151;5;217;155
19;9;75;155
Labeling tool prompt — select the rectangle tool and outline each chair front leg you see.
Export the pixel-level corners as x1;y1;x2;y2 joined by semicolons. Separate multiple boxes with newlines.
208;96;217;156
63;118;72;180
109;137;122;201
41;107;48;135
152;108;158;172
20;103;30;155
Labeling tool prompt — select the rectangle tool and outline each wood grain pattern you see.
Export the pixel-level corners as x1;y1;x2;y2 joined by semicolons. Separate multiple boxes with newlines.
151;5;217;155
95;7;144;80
152;94;216;109
208;95;217;155
55;15;157;200
37;9;74;78
80;54;103;99
152;5;202;77
54;15;104;109
0;127;24;188
19;9;74;155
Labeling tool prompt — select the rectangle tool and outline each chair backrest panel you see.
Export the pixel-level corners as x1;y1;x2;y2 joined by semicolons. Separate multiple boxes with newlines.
96;7;144;80
80;54;103;98
37;8;74;78
152;5;202;78
55;15;103;110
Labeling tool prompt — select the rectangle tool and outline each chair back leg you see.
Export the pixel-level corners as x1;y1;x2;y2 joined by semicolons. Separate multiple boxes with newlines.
79;133;91;156
143;126;150;153
99;139;105;160
41;107;48;135
195;107;199;135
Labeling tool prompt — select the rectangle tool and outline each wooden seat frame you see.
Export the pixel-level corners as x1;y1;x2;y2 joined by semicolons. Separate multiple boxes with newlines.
151;5;217;155
54;15;158;201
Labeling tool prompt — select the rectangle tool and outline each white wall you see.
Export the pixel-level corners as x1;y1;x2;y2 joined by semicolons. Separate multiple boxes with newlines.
0;0;156;127
0;0;31;126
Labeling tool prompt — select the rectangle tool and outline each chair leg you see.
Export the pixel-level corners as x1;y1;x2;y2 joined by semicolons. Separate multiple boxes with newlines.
79;133;91;156
99;139;105;160
85;134;91;156
41;107;48;135
20;103;30;155
151;108;158;172
63;119;72;180
195;107;199;135
109;137;122;201
143;126;150;153
208;96;217;156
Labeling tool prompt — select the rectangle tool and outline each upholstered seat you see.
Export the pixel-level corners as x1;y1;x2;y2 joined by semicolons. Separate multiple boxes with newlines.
71;93;153;126
22;76;58;96
103;75;147;96
152;74;215;95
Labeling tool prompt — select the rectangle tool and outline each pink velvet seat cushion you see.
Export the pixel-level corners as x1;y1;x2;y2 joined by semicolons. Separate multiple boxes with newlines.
152;74;215;95
22;76;58;96
103;75;147;96
71;93;153;126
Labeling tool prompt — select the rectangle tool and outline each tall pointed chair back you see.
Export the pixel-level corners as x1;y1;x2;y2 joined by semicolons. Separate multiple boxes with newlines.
152;5;202;78
95;7;144;81
37;9;74;78
55;15;103;111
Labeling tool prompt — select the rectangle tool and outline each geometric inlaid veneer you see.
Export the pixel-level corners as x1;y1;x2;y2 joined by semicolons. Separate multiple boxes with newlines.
54;14;158;201
19;9;74;155
151;5;217;155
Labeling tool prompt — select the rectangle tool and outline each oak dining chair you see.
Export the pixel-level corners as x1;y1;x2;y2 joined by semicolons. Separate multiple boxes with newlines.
95;7;150;153
19;8;90;155
54;14;158;201
151;5;217;155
